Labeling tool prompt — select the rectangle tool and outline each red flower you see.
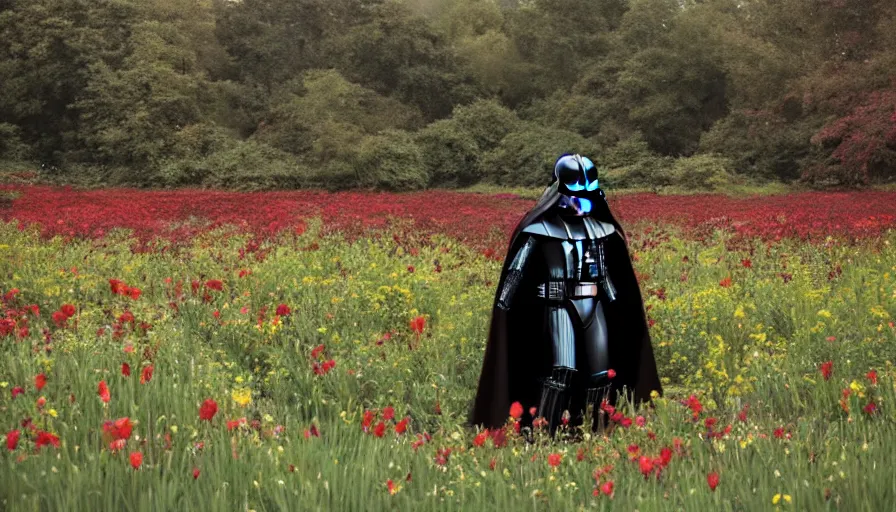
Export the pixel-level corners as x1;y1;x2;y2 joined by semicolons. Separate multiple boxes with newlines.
685;394;703;416
35;431;60;449
98;380;111;403
130;451;143;469
122;363;131;377
719;276;732;288
304;424;320;438
395;417;409;434
607;369;616;379
409;316;425;335
276;304;291;316
867;369;878;385
773;427;785;439
103;417;133;441
386;479;398;495
659;447;672;467
707;472;720;491
311;344;325;359
129;287;141;300
60;304;75;318
109;279;127;295
140;365;153;384
638;456;654;477
109;439;126;452
548;453;562;467
738;404;749;422
6;430;19;451
490;428;506;448
35;373;47;391
741;258;752;268
509;401;523;420
11;386;24;399
473;429;489;447
36;396;46;409
373;421;386;438
383;406;395;421
193;467;201;479
199;399;218;421
820;361;833;380
635;416;646;427
864;402;878;415
362;410;376;432
205;280;223;291
600;480;614;497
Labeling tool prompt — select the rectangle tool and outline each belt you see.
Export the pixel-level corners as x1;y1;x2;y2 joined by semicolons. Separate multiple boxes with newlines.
536;282;599;300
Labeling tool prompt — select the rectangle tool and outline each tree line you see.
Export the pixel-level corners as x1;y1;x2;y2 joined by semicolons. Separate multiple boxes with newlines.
1;0;894;190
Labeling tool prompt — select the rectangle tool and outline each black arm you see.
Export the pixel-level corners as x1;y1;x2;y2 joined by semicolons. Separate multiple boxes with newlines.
497;235;537;310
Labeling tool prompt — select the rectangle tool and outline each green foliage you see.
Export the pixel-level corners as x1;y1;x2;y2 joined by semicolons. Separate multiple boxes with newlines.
416;99;520;187
159;139;306;190
601;134;675;189
253;70;422;160
668;154;738;191
0;123;30;161
356;130;428;191
2;0;895;189
481;123;598;186
416;120;480;187
700;109;815;182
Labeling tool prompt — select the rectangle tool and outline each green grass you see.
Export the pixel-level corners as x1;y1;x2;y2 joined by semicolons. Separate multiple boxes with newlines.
0;221;895;511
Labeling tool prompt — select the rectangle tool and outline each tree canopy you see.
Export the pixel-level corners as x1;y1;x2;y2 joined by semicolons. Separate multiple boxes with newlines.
1;0;893;189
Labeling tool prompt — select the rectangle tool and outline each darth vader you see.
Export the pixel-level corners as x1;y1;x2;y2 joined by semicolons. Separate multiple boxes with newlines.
470;154;662;433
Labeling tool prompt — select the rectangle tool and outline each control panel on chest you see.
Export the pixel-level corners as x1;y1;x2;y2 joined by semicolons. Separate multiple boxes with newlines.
522;213;616;281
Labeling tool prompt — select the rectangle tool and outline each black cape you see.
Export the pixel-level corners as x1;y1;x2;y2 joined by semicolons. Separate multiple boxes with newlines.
470;183;662;428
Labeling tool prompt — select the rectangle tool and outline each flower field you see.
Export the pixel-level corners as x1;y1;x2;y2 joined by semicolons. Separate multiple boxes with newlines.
1;185;896;511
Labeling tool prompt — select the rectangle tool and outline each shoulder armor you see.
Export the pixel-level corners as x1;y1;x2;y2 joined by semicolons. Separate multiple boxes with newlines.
522;215;615;240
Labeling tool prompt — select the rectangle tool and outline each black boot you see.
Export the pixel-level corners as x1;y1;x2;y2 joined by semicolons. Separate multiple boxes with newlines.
586;371;612;433
536;367;576;435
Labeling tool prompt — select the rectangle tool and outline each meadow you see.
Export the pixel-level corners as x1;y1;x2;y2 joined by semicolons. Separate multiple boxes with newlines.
1;185;896;511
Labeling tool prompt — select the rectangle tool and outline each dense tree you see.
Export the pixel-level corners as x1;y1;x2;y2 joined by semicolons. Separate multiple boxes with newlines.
1;0;893;188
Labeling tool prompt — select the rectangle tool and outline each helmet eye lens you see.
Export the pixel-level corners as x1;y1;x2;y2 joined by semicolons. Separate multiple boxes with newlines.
557;165;580;186
585;165;598;184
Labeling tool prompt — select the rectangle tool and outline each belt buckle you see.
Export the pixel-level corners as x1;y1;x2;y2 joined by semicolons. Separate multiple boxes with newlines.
573;283;598;298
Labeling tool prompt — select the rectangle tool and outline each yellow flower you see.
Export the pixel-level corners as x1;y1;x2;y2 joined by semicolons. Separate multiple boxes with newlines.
48;409;58;418
817;309;832;318
231;387;252;407
734;305;746;318
772;493;792;505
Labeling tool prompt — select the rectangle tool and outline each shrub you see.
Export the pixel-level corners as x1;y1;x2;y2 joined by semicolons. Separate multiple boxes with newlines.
808;88;896;185
600;134;674;189
415;120;480;187
158;140;307;190
480;123;598;186
669;154;737;190
0;123;31;161
700;109;814;182
450;99;521;152
356;130;427;191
